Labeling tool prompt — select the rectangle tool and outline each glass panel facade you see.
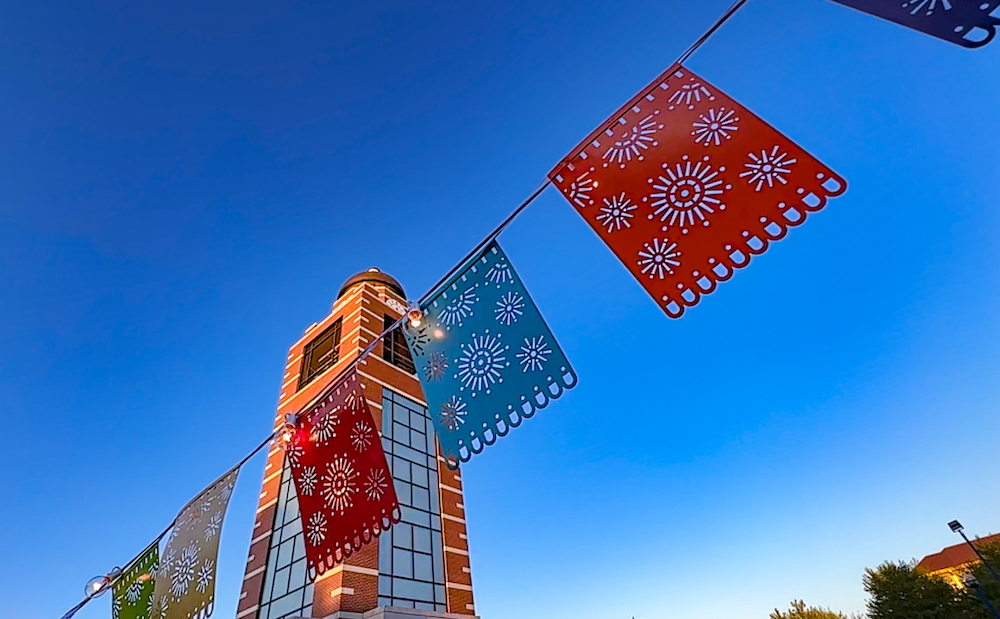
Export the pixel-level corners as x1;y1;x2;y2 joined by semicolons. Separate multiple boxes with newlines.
378;389;447;612
258;462;313;619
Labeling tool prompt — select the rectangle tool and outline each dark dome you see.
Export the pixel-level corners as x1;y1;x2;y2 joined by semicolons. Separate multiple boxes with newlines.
337;267;406;300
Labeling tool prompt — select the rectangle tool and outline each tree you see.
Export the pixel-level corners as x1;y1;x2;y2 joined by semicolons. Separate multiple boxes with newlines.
770;599;859;619
863;560;986;619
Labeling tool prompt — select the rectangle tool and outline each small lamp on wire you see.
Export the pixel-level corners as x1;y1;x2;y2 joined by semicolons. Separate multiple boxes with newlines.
278;413;298;447
406;302;424;329
84;567;121;599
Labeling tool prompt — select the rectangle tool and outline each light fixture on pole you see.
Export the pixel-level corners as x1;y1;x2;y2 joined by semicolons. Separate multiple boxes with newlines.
950;520;1000;585
964;573;1000;619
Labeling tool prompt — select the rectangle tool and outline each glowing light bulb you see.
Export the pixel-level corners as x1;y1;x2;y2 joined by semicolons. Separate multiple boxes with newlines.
406;302;424;328
433;329;444;339
276;413;298;448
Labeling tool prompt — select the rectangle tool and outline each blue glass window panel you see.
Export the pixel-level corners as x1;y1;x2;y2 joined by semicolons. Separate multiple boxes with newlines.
414;553;433;582
379;596;393;607
393;523;413;550
395;480;412;507
416;602;435;611
289;559;306;590
379;575;391;596
435;585;446;604
404;241;577;463
393;549;414;578
411;466;428;489
413;527;431;554
269;589;304;619
393;404;408;423
277;539;294;568
393;457;410;481
394;443;424;465
412;486;430;511
431;531;443;582
272;565;290;598
400;506;430;528
393;579;433;602
379;528;392;567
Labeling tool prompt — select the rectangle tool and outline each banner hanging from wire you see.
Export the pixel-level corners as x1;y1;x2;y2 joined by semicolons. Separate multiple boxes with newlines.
829;0;999;48
286;370;401;576
549;65;846;318
405;240;577;465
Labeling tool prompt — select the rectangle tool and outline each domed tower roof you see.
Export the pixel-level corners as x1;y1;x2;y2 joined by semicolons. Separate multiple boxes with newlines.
337;267;406;300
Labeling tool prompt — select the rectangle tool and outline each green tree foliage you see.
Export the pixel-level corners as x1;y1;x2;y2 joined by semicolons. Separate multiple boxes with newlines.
862;560;985;619
770;599;859;619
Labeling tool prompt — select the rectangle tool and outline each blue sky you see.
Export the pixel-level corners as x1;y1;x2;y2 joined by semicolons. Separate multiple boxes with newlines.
2;1;999;618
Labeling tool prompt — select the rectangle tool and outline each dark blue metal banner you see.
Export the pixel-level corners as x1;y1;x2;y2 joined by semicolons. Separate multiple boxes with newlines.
830;0;999;47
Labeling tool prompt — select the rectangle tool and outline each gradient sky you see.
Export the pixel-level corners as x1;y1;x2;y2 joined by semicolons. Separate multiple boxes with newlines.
2;1;999;618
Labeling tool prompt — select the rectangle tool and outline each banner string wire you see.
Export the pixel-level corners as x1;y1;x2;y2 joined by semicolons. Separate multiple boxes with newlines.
59;2;751;615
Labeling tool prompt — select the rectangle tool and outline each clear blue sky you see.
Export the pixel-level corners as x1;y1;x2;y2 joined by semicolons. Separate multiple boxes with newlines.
2;1;998;618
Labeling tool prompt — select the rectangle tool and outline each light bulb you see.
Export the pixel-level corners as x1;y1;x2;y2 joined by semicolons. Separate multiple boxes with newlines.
277;413;298;448
406;304;424;328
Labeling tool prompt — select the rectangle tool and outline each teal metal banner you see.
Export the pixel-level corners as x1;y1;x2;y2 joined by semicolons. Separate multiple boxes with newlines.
405;241;577;464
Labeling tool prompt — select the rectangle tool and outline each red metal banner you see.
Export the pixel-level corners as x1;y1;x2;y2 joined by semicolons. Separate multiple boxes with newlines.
550;65;846;318
287;371;400;576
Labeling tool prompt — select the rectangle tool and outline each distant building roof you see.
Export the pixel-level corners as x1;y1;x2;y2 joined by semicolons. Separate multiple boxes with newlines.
916;533;1000;574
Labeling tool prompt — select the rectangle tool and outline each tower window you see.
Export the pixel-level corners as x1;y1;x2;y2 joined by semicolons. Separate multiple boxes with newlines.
299;318;342;390
383;315;416;375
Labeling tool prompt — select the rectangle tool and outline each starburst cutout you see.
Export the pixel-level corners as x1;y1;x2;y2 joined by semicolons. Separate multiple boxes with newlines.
902;0;952;15
439;286;478;328
596;193;637;233
350;420;373;453
692;108;739;146
668;75;715;110
424;352;449;381
456;331;508;394
494;291;525;326
364;468;389;501
647;155;730;229
321;455;358;515
485;260;513;287
603;114;662;168
637;238;681;279
740;146;796;191
517;336;552;372
195;559;214;594
312;408;339;444
306;511;328;545
567;170;596;208
439;395;468;432
299;466;318;496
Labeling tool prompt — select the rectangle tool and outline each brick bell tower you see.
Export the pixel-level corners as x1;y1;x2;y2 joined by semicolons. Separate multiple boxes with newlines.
236;268;478;619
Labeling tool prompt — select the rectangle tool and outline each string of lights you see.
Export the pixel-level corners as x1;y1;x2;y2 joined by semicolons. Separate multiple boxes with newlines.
58;2;752;616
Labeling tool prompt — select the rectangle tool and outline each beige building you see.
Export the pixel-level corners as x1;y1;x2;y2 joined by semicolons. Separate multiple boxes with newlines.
916;532;1000;587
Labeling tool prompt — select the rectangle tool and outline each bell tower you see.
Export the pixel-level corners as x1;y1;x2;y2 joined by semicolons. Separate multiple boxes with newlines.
235;269;478;619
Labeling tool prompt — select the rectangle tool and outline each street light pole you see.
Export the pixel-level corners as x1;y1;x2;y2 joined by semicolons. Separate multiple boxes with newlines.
964;574;1000;619
950;520;1000;585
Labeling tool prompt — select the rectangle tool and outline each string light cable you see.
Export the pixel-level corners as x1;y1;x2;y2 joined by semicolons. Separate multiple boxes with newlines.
56;2;751;616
